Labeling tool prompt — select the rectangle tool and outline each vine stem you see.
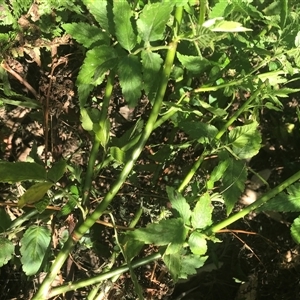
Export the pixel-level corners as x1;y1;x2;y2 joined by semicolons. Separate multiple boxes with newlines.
32;6;184;300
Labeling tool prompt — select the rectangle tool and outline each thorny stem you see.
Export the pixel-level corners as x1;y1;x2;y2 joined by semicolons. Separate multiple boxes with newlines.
32;6;184;299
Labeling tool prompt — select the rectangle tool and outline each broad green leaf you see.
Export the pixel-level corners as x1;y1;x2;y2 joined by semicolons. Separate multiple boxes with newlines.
141;50;163;96
0;208;12;233
77;46;118;87
177;53;210;74
137;3;174;43
198;100;227;117
34;197;50;213
80;108;93;131
0;162;46;183
180;254;208;279
47;160;67;182
295;31;300;47
0;237;14;267
207;159;230;190
191;193;213;229
62;22;109;48
118;55;142;107
130;218;187;246
291;216;300;244
58;196;78;217
113;1;137;51
18;182;53;208
188;231;207;255
162;252;181;282
94;118;111;149
179;119;218;144
166;186;191;224
83;0;114;35
222;159;247;215
210;0;228;18
110;146;128;164
257;183;300;212
229;121;262;159
20;226;51;276
122;237;144;262
211;20;252;32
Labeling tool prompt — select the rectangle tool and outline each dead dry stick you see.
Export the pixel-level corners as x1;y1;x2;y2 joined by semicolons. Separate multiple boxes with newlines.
1;60;39;99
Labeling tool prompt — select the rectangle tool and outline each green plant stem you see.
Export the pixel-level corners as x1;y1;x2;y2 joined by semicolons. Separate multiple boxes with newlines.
32;7;184;299
205;169;300;236
198;0;207;26
178;84;264;192
81;72;115;209
48;252;161;298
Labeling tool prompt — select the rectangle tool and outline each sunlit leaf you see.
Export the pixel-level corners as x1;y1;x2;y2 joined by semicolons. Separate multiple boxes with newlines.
18;182;53;208
291;216;300;244
166;186;191;224
191;193;213;229
188;231;207;255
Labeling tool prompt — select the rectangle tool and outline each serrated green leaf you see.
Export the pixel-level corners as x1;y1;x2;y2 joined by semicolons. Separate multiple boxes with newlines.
110;146;128;164
77;46;118;87
113;1;137;51
222;159;247;215
229;121;262;159
0;208;12;233
83;0;114;35
207;159;230;189
122;237;144;262
191;193;213;229
198;100;227;117
94;118;111;149
177;53;210;74
210;0;228;18
18;182;53;208
34;197;50;213
20;226;51;276
180;254;208;279
188;231;207;255
291;216;300;244
0;162;46;183
130;218;187;246
58;196;78;217
0;237;14;267
257;183;300;212
179;119;218;144
166;186;191;224
141;50;163;96
47;160;67;182
118;55;142;107
137;3;174;43
62;22;109;48
162;252;181;282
